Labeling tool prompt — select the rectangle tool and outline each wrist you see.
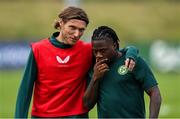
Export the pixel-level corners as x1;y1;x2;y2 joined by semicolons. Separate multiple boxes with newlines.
92;75;101;83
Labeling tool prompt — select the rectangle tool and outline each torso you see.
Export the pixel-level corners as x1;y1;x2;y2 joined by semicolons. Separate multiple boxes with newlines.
31;39;92;117
97;54;146;118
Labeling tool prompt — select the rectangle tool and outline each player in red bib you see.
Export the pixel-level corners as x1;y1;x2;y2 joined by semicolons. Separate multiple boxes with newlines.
15;6;138;118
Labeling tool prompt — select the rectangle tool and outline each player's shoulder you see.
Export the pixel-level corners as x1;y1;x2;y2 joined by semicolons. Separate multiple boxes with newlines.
31;38;49;47
31;38;50;52
135;56;151;70
136;56;146;64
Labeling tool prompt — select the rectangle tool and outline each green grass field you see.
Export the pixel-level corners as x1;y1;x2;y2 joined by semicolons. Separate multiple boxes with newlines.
0;70;180;118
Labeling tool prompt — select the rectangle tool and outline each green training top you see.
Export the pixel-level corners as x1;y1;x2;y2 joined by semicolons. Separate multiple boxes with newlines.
97;52;157;118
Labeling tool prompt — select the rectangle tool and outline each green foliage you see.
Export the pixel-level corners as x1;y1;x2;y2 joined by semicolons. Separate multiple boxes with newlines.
0;1;180;41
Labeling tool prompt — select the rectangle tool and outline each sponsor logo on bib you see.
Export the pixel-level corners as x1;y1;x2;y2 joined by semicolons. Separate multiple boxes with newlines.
56;56;70;64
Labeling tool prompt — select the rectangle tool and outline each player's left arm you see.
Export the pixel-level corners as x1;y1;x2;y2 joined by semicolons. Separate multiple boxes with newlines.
121;46;139;71
146;85;162;119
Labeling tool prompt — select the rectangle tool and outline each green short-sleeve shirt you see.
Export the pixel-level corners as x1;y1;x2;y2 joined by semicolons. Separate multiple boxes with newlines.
97;54;157;118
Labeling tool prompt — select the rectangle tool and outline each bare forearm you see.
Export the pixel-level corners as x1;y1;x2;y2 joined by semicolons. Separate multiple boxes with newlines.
149;87;162;118
149;95;161;118
83;59;109;109
83;76;100;109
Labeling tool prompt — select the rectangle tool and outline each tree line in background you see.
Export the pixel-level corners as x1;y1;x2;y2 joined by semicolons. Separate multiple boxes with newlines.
0;0;180;41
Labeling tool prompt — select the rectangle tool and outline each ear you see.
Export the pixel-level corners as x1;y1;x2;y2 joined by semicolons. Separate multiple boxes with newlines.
57;20;64;30
113;42;117;49
59;20;63;26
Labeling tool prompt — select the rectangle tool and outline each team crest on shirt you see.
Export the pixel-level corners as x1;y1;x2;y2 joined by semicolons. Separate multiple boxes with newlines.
56;56;70;64
118;65;128;75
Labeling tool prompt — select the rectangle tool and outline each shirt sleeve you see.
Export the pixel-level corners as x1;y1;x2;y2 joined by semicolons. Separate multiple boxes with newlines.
15;49;37;118
120;46;139;63
133;57;158;91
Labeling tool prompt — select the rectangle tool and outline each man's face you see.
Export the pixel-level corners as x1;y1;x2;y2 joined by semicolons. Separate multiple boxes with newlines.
60;19;87;45
92;39;116;64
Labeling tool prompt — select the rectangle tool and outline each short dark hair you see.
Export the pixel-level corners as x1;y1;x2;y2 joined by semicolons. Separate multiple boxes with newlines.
91;26;120;50
54;6;89;29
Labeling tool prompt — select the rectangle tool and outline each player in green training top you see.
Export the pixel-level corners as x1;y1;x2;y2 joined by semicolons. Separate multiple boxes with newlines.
83;26;162;118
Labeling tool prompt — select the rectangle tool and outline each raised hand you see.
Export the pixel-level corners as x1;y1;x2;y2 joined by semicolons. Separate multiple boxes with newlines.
125;58;136;71
93;59;109;81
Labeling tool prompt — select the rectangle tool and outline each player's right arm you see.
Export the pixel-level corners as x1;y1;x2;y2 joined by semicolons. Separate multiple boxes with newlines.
146;85;162;118
83;59;109;110
133;57;162;118
15;49;37;118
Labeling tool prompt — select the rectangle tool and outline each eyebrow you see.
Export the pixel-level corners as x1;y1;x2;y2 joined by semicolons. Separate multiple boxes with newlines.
69;25;85;30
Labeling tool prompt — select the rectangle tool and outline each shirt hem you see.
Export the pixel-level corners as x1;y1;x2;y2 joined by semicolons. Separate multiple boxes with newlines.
31;110;89;117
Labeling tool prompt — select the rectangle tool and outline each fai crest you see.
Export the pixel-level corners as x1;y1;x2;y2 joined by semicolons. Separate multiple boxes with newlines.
118;65;128;75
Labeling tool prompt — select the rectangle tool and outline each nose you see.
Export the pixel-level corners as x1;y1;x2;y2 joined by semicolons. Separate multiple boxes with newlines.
96;51;103;60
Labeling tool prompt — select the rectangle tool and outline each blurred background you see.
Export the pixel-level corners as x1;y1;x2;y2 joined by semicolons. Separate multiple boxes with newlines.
0;0;180;118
